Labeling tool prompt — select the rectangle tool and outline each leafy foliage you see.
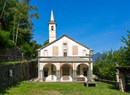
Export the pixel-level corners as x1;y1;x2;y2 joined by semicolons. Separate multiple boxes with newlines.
0;29;14;48
43;39;49;46
0;0;41;58
121;31;130;65
94;50;116;80
21;40;41;59
94;31;130;80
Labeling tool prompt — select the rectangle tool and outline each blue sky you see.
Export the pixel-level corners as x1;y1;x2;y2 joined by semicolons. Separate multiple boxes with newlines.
30;0;130;54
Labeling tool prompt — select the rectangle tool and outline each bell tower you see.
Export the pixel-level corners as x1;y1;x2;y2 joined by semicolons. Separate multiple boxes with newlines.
49;10;56;43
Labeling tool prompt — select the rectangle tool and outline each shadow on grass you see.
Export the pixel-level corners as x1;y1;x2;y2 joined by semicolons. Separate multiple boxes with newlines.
0;82;21;95
98;81;118;90
98;81;130;93
108;84;118;90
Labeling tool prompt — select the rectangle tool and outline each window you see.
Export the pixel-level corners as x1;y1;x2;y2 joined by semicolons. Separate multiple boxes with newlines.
51;26;54;30
44;50;48;56
63;43;68;56
63;43;67;45
72;46;78;55
63;52;67;57
53;46;58;56
82;50;86;56
63;43;67;49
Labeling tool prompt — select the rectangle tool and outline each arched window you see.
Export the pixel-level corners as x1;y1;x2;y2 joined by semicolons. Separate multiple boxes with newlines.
51;26;54;30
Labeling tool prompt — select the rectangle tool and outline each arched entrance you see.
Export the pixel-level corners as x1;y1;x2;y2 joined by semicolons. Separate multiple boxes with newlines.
76;64;88;81
60;64;73;81
43;64;57;81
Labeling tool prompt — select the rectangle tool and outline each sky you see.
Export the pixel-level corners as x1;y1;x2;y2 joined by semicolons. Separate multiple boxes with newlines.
30;0;130;54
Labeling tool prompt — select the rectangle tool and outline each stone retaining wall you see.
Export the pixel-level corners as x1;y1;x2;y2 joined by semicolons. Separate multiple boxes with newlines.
0;61;37;87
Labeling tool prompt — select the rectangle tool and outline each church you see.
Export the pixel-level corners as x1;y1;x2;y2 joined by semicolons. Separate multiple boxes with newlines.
37;10;93;82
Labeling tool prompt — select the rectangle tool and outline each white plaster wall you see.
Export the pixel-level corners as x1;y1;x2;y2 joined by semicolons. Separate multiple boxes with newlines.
49;24;56;31
40;36;90;56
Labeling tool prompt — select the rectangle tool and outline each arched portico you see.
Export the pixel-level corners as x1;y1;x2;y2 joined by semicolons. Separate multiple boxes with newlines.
60;63;73;81
43;63;57;81
38;56;93;82
76;63;89;81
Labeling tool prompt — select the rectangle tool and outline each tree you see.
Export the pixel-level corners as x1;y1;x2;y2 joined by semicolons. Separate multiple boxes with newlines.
0;0;40;59
121;31;130;65
93;50;116;80
43;39;49;46
21;40;41;59
93;31;130;80
0;0;39;47
0;29;14;48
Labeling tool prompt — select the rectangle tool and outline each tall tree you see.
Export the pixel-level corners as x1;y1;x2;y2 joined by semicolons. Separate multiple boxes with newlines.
0;0;39;46
0;0;40;58
121;31;130;65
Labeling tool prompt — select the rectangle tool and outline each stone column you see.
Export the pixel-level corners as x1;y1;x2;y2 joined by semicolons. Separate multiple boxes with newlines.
87;62;93;82
87;64;90;81
56;70;60;81
56;63;60;81
39;70;43;81
87;50;93;82
72;63;76;81
38;62;43;81
119;72;125;92
116;68;119;87
73;70;77;81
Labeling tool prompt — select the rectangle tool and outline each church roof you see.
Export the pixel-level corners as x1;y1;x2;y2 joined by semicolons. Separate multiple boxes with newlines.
39;35;92;50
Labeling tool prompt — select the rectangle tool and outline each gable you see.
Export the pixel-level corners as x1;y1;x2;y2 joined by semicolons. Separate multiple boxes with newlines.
39;35;92;51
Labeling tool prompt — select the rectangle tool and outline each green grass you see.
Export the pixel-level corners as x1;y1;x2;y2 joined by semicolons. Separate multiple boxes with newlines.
2;81;129;95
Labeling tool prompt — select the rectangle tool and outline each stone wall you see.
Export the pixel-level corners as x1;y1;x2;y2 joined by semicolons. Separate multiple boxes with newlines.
0;61;37;87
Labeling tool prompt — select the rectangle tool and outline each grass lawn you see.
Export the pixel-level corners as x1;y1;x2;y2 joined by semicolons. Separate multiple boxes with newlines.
2;81;129;95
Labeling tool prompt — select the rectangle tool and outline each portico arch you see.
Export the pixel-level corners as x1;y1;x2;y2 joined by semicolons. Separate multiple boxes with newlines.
43;63;57;81
60;63;73;81
76;63;89;81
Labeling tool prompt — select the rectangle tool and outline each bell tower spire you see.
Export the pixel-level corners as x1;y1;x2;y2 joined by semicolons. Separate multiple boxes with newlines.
50;10;54;21
48;10;56;43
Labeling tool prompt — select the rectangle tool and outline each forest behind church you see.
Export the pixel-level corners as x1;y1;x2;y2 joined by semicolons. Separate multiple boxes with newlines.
0;0;41;58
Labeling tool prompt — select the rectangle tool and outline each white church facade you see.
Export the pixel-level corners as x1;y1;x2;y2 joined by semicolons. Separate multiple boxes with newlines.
38;10;93;82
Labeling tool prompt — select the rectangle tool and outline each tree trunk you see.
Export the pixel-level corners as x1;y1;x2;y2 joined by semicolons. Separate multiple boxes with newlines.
13;19;16;43
15;22;19;45
0;0;7;18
